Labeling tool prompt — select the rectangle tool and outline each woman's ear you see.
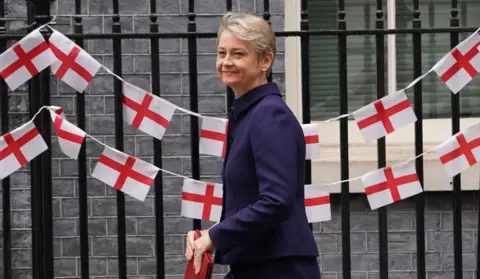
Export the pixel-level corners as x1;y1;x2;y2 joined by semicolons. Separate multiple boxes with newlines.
262;52;274;72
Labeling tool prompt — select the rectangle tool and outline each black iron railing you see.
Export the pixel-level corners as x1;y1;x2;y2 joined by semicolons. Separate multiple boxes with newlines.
0;0;478;279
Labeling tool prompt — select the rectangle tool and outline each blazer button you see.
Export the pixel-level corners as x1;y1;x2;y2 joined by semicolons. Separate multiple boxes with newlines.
229;138;234;143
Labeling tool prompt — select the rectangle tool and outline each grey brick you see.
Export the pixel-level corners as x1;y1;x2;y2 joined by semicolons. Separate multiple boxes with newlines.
53;218;76;236
107;217;137;235
89;0;113;15
107;257;138;276
54;258;77;277
119;0;149;14
11;249;31;268
78;258;108;276
11;211;31;228
426;231;474;252
11;230;31;248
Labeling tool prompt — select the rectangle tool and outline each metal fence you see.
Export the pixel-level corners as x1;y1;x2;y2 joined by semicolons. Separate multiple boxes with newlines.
0;0;478;278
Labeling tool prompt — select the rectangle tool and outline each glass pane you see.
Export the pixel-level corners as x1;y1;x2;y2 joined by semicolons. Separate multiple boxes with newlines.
395;0;480;119
308;0;388;121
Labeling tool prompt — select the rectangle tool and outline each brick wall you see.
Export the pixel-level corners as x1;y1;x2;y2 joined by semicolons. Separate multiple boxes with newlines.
0;0;478;278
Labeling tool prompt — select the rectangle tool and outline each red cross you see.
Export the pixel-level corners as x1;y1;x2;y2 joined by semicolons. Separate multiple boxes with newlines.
182;183;222;220
364;167;418;201
441;42;480;83
357;99;411;133
305;135;319;144
98;154;153;190
53;115;84;144
200;122;228;157
439;133;480;166
49;44;94;82
304;195;330;207
123;94;170;129
0;127;40;166
0;42;50;79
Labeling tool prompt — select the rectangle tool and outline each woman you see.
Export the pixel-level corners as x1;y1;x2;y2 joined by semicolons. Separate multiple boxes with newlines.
185;12;321;279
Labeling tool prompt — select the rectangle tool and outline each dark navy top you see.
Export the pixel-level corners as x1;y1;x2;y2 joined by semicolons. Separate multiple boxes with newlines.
208;82;318;266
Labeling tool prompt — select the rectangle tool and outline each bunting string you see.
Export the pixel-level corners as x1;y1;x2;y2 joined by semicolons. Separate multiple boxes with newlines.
0;22;480;221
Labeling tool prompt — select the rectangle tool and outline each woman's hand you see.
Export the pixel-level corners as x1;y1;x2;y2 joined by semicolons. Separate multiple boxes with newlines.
185;230;201;261
193;232;215;274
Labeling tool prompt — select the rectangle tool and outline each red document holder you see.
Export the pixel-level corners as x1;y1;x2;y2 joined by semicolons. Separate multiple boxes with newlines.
184;230;214;279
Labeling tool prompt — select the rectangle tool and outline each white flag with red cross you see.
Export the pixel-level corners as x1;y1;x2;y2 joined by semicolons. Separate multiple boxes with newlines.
0;121;48;179
0;28;56;91
122;82;176;140
48;29;102;93
91;146;160;201
304;184;331;223
361;161;423;210
433;31;480;94
181;178;223;222
352;90;417;143
49;110;86;159
301;123;320;160
50;105;66;119
435;122;480;177
199;117;228;157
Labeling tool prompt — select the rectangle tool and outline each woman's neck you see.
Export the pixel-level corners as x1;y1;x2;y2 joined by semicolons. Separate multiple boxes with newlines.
232;78;268;98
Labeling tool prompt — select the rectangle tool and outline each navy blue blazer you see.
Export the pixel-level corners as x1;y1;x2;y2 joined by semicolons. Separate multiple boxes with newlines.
208;82;319;266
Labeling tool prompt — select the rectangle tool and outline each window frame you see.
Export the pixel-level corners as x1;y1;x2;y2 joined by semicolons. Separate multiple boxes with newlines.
284;0;480;193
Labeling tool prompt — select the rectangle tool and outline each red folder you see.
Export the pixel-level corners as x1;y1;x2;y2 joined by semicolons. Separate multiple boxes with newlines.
184;230;214;279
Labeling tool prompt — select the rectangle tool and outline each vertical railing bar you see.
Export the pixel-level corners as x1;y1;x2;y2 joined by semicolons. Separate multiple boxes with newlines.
73;0;90;277
225;0;234;109
149;0;166;277
187;0;201;231
375;1;388;279
337;0;351;277
263;0;272;83
111;0;127;277
27;1;43;278
412;1;426;278
299;0;312;232
0;0;11;276
30;1;55;277
449;1;462;278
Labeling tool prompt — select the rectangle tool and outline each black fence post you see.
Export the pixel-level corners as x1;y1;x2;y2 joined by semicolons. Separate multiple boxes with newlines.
28;1;54;279
412;1;426;278
149;0;166;277
72;0;90;277
187;0;201;231
299;0;312;231
111;0;127;278
0;0;10;278
449;1;463;278
337;0;351;278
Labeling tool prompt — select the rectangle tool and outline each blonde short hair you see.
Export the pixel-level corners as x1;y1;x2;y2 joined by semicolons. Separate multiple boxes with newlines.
217;12;276;76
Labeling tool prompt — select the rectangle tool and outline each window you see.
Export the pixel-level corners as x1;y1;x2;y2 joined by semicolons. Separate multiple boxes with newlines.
284;0;480;192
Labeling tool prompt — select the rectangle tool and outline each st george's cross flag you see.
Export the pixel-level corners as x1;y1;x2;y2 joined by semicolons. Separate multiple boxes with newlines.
122;82;176;140
0;28;56;91
361;161;423;210
199;117;228;157
91;146;160;201
181;178;223;222
433;31;480;94
435;122;480;177
301;123;320;160
48;29;102;93
50;105;66;119
0;121;48;179
49;109;86;159
304;184;331;223
352;90;417;143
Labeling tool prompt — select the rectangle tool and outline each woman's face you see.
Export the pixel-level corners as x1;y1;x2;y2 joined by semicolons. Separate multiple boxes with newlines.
216;30;271;95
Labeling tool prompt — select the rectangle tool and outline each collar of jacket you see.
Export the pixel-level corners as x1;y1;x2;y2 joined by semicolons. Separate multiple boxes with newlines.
230;82;281;119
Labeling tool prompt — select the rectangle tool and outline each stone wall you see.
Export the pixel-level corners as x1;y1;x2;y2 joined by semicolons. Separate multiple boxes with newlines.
0;0;477;278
